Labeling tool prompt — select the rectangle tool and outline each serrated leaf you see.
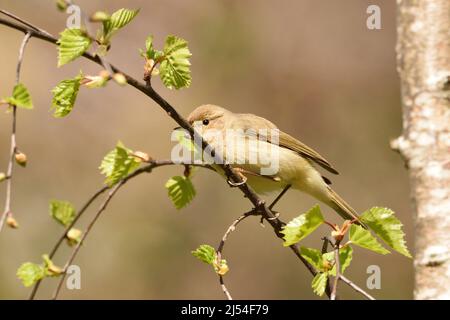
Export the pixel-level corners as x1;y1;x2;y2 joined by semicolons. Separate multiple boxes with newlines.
145;35;154;53
99;142;141;186
165;176;196;209
338;245;353;273
300;247;324;271
192;244;216;265
311;272;328;297
349;224;390;255
174;129;197;153
159;35;192;89
6;83;33;109
57;28;92;67
102;8;139;42
17;262;46;287
51;72;82;117
281;205;324;246
329;245;353;276
361;207;411;257
142;35;163;61
50;200;76;227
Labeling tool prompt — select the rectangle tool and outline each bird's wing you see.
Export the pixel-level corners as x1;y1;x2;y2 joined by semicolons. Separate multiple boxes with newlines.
232;114;339;175
277;131;339;174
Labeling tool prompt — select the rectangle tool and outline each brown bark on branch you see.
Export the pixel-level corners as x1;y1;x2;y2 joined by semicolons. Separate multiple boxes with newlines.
394;0;450;300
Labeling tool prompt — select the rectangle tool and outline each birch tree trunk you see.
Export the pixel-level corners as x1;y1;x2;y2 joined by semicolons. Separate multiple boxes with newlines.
394;0;450;300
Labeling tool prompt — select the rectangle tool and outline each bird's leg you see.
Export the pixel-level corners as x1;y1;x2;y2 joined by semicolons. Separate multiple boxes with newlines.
227;167;280;187
268;184;292;210
257;184;292;226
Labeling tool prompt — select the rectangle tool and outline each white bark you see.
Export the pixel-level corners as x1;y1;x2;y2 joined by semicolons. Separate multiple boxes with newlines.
394;0;450;300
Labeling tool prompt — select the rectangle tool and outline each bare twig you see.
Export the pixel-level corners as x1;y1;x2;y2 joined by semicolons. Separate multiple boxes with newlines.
340;274;375;300
217;214;250;254
0;31;31;233
216;213;251;300
0;9;51;37
331;240;341;300
28;185;109;299
50;160;187;299
219;276;232;300
30;160;172;299
323;236;374;300
52;181;124;299
0;15;323;297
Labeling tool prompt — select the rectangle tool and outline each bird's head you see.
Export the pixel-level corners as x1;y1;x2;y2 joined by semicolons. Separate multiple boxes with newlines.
187;104;229;129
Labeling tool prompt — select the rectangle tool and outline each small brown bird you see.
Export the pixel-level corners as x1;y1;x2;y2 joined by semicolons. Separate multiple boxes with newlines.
186;104;361;223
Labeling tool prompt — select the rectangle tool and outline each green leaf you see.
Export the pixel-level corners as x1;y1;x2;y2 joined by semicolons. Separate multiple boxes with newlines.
349;224;390;255
5;83;33;109
141;35;164;60
17;262;45;287
51;72;83;117
159;35;192;89
281;205;324;246
165;176;196;209
311;272;328;297
99;141;141;186
337;245;353;273
328;245;353;276
361;207;411;257
57;28;92;67
174;129;197;153
145;35;154;53
300;247;324;271
50;200;76;227
192;244;216;265
102;8;139;42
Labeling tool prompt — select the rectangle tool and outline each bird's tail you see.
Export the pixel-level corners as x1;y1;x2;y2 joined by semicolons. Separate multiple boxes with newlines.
326;187;366;228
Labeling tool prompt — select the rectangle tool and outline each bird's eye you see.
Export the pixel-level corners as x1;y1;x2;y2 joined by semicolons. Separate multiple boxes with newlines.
202;119;209;125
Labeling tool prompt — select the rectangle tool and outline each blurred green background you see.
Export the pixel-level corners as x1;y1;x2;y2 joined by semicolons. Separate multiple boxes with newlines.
0;0;412;299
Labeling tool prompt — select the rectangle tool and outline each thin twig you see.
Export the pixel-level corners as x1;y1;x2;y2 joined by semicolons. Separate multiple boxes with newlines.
0;32;31;233
0;9;52;37
321;237;332;298
219;276;232;300
340;274;376;300
50;160;185;299
52;181;124;299
216;213;251;300
30;160;172;299
217;214;250;254
331;240;341;300
0;16;325;297
28;185;109;299
16;32;31;83
82;10;114;75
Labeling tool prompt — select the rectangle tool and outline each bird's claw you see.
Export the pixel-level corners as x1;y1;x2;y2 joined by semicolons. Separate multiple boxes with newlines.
259;211;280;227
227;177;247;187
267;212;280;221
227;170;247;187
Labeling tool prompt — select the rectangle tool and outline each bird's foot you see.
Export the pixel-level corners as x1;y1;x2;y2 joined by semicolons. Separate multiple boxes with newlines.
259;211;280;227
227;168;248;187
